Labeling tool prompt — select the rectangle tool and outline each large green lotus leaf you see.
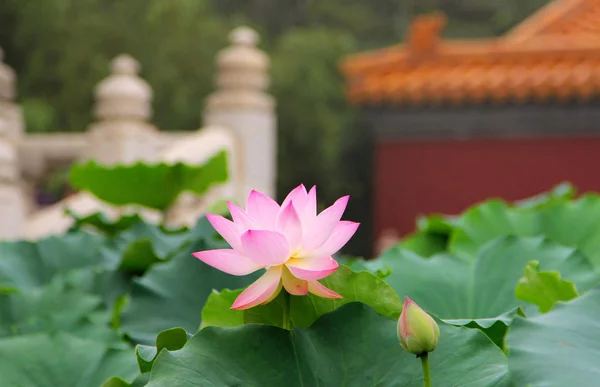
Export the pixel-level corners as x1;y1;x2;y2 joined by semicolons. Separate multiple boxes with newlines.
515;260;579;313
506;287;600;387
412;183;572;240
200;289;243;329
449;200;541;260
63;268;132;312
512;181;575;209
136;327;192;374
66;217;219;311
268;264;404;328
400;232;448;257
0;279;125;348
451;194;600;267
1;280;98;334
416;213;458;234
334;255;384;275
404;183;577;258
71;310;127;347
146;303;511;387
67;210;144;237
102;374;149;387
0;231;108;293
69;151;228;211
119;220;259;344
99;220;193;274
0;333;138;387
536;194;600;267
373;236;599;329
397;214;456;257
443;306;525;349
201;265;403;330
0;241;130;331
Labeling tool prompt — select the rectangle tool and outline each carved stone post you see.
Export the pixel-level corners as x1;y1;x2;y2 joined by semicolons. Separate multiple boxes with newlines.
204;27;277;199
0;47;25;240
86;54;158;165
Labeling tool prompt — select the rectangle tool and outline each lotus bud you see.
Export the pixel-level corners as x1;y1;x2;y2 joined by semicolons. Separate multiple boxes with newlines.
397;296;440;355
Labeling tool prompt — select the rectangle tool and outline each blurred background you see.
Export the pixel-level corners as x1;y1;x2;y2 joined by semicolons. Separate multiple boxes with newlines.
4;0;598;258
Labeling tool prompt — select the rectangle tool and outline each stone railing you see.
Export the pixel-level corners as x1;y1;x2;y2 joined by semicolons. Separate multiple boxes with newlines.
0;26;277;241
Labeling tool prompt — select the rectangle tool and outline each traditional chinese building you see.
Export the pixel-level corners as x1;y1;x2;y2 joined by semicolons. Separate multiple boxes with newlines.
342;0;600;243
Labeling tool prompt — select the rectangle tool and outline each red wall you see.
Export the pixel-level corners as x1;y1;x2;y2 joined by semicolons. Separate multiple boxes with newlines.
375;137;600;238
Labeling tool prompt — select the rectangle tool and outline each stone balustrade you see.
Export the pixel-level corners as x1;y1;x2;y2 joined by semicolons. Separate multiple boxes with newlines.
0;26;277;240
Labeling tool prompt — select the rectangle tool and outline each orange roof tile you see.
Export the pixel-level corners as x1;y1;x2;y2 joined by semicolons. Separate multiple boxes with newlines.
342;0;600;106
506;0;600;41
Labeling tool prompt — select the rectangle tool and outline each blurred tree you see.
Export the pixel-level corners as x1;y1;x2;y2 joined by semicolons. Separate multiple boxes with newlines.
110;0;231;131
271;28;356;197
213;0;406;49
1;0;113;132
270;27;375;255
0;0;230;132
212;0;550;45
411;0;550;38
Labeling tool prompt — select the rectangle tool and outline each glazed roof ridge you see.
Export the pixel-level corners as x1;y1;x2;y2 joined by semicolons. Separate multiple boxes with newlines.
342;0;600;106
506;0;600;42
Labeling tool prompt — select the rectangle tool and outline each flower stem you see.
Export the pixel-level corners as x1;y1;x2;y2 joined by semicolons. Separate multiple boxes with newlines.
420;353;432;387
282;291;291;330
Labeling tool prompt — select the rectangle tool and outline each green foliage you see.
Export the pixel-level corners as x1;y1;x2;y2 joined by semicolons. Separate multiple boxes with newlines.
372;236;598;321
70;151;228;211
4;180;600;385
0;333;139;387
0;231;109;293
117;218;259;344
102;374;150;387
135;327;191;374
291;265;403;325
400;231;449;257
0;206;250;384
515;260;579;313
1;0;230;133
0;280;121;345
201;265;403;330
99;220;192;274
200;289;244;329
402;186;600;269
272;27;357;198
450;194;600;267
270;26;373;255
378;186;600;354
146;304;511;387
507;287;600;387
442;307;525;349
20;98;57;133
513;181;576;208
67;211;144;236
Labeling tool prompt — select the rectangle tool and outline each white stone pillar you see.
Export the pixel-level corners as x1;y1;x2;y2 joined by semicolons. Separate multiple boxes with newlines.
0;47;25;240
204;27;276;199
86;54;158;165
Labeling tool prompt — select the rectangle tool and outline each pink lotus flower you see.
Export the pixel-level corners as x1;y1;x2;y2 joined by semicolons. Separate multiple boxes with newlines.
193;185;359;310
